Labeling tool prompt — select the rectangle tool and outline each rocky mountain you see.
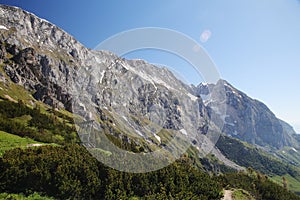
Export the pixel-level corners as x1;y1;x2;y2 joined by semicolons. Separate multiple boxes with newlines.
0;5;220;169
194;80;298;150
0;4;299;174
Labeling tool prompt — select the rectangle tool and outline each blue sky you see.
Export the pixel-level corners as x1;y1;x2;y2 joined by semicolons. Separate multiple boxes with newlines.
1;0;300;132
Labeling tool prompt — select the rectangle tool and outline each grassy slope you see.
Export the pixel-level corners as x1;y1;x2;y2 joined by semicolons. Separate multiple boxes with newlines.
0;192;53;200
271;174;300;194
216;135;300;194
0;130;43;156
232;189;255;200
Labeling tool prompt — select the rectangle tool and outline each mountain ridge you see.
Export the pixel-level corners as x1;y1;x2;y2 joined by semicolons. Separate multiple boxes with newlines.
194;79;298;149
0;3;298;169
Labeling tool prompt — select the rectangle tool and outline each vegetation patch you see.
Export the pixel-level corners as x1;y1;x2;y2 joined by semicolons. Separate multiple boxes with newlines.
232;189;255;200
216;135;300;177
0;131;42;156
0;99;78;144
0;192;53;200
271;174;300;195
0;145;223;199
217;172;300;200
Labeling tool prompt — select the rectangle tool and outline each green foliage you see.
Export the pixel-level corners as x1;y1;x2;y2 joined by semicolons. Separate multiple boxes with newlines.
276;146;300;166
0;192;53;200
271;174;300;194
216;135;299;176
104;133;145;153
0;131;42;156
0;98;298;199
0;145;101;199
217;172;300;200
0;145;223;200
217;136;300;195
0;99;78;144
103;158;223;200
232;189;255;200
0;82;34;103
1;144;298;199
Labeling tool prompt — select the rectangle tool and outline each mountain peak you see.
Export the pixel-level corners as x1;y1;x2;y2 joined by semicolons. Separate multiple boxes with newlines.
194;78;297;149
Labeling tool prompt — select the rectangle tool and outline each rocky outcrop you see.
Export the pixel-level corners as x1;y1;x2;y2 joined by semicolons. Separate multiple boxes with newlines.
194;80;298;149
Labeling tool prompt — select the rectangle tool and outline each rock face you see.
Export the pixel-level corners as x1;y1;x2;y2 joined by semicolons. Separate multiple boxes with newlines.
193;80;298;149
0;5;88;110
0;5;213;149
0;4;297;155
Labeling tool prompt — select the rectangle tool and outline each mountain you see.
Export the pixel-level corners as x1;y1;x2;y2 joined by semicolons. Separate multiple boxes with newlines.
1;4;297;151
0;4;218;164
1;2;299;168
1;4;300;198
193;79;298;150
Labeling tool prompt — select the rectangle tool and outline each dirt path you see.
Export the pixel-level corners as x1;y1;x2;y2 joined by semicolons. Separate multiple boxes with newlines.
223;190;233;200
27;143;44;147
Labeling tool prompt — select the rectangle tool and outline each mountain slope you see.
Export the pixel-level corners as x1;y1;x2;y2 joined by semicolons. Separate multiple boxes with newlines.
194;80;298;149
0;4;219;168
1;4;300;197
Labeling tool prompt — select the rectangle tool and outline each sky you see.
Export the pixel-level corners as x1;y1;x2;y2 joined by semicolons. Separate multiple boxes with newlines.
0;0;300;132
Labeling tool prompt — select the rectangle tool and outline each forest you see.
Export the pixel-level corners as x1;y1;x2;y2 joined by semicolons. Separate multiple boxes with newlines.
1;144;300;200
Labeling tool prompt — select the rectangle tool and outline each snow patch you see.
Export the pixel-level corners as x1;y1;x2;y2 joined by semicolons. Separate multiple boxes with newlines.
119;60;199;104
94;56;103;64
224;82;234;89
186;93;198;101
120;62;153;84
99;70;105;83
119;61;179;92
226;122;235;126
0;25;8;30
292;148;298;153
151;76;171;90
135;130;143;137
27;144;43;147
40;18;51;24
119;61;129;70
180;129;188;135
154;134;161;143
78;102;86;111
232;90;242;98
122;116;128;122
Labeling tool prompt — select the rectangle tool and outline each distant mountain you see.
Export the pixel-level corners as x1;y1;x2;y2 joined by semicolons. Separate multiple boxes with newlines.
193;79;298;149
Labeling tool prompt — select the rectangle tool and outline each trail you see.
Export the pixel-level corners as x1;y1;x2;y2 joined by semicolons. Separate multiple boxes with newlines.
222;190;233;200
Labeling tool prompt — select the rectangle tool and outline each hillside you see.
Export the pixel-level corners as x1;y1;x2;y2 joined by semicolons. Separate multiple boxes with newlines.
0;4;300;199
